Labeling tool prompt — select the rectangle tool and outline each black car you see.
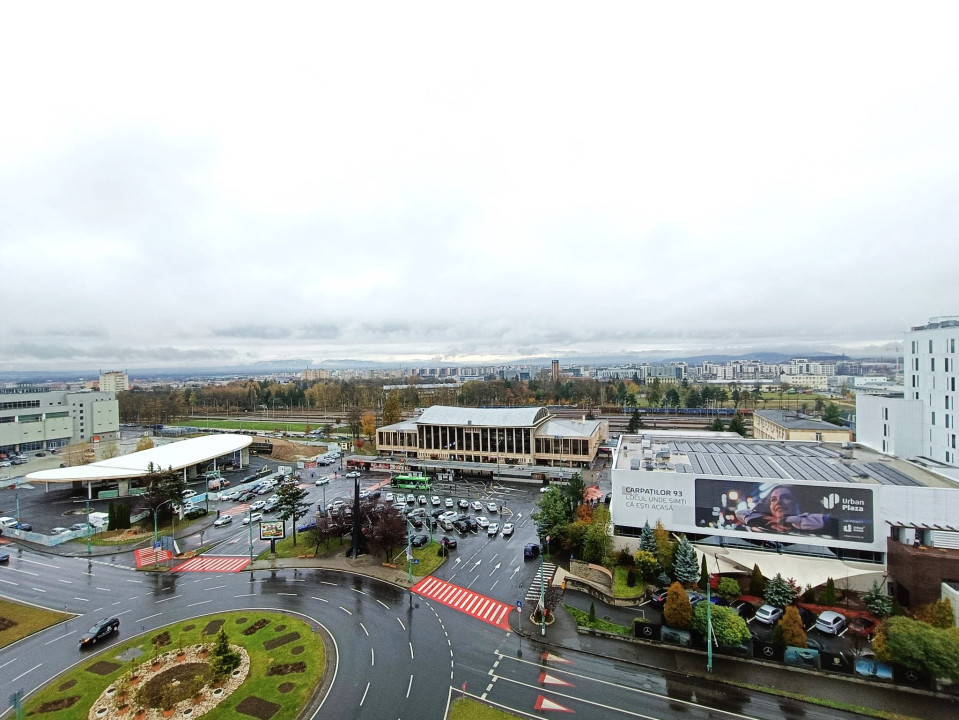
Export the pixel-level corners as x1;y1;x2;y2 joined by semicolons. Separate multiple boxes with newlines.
524;543;540;559
453;520;470;534
650;589;670;608
463;517;478;532
796;606;817;630
441;537;457;550
409;516;423;529
79;617;120;648
184;507;208;519
410;534;429;548
0;552;8;563
13;522;32;531
729;600;756;620
431;508;446;519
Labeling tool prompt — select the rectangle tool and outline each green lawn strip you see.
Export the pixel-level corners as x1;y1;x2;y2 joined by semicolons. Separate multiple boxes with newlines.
86;516;209;547
449;696;523;719
21;611;325;720
0;598;73;649
564;604;631;635
391;540;447;576
721;679;919;720
612;566;644;599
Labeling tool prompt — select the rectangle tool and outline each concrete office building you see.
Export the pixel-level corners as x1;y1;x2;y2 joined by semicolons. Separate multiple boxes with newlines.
98;371;130;392
0;386;120;456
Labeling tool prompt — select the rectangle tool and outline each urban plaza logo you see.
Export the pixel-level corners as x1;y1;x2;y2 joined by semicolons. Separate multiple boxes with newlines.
820;492;866;513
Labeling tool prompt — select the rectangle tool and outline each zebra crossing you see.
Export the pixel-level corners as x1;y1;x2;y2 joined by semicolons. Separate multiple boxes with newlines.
170;556;251;573
524;561;557;604
134;547;173;567
411;576;512;630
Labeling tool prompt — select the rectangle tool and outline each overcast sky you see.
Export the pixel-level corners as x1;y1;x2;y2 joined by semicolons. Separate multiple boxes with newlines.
1;2;957;372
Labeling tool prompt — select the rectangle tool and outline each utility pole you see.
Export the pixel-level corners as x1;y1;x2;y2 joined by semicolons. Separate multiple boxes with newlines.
248;506;254;565
86;499;92;556
539;551;546;636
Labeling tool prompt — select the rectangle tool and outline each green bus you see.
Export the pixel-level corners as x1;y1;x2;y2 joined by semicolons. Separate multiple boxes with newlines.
391;474;432;491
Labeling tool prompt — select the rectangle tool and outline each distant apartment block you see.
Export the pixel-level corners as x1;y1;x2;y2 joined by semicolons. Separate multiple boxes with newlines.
98;371;129;393
301;368;332;381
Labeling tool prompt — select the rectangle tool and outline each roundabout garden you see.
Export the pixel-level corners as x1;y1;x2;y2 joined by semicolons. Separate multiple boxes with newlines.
20;611;329;720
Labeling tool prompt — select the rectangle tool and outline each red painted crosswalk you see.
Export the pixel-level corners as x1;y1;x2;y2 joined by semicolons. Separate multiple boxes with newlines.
134;548;173;567
410;576;512;630
170;556;251;573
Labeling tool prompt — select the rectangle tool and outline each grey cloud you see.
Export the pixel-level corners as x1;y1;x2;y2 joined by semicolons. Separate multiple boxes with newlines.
296;323;341;339
212;326;293;340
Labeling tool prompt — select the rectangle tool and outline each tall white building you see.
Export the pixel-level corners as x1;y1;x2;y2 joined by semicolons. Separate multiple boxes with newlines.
857;316;959;473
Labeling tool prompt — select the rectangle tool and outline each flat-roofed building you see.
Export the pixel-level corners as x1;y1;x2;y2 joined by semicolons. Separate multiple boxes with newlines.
98;371;129;392
0;386;119;456
753;409;852;443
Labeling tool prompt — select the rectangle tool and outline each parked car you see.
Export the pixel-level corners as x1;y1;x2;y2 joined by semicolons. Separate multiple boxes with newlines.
417;495;427;505
475;516;490;529
409;516;423;529
79;617;120;648
182;489;198;499
50;526;68;535
249;500;266;511
487;523;499;537
431;496;441;506
524;543;540;559
219;490;239;501
486;502;498;513
0;552;8;563
453;519;470;534
346;471;362;478
470;500;483;512
298;520;317;532
35;452;46;457
729;600;755;620
0;518;18;528
213;514;233;527
458;499;469;509
815;611;848;635
263;497;279;512
183;508;207;520
755;605;784;625
650;589;670;608
501;523;514;537
69;522;91;532
445;498;454;508
410;534;429;548
406;494;416;504
386;492;395;502
241;512;263;525
441;537;457;550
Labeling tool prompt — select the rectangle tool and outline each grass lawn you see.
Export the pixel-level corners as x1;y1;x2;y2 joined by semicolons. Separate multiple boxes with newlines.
564;604;631;636
449;696;522;719
0;598;73;650
612;566;644;599
258;532;339;559
21;611;326;720
169;419;351;435
392;540;448;576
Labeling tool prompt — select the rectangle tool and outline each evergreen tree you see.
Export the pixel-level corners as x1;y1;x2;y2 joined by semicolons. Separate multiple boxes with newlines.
728;412;747;437
639;521;658;556
821;577;837;606
275;481;312;546
663;581;692;629
763;573;797;608
672;536;700;586
626;409;642;433
632;550;658;582
749;564;766;596
862;580;893;618
779;606;807;648
107;502;116;531
653;520;675;577
699;555;709;591
709;417;725;432
210;628;241;681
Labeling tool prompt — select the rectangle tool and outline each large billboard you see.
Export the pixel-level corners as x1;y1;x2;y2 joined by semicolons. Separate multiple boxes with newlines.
615;475;878;550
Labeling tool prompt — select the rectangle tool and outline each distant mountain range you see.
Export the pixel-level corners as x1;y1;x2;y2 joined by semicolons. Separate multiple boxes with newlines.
0;350;900;384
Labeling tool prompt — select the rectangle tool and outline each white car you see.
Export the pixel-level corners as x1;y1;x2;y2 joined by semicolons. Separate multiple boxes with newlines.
487;523;499;537
346;471;361;479
0;517;18;528
417;495;427;505
444;498;454;508
440;511;458;522
406;494;416;504
263;498;279;512
431;496;441;506
486;502;498;513
241;512;263;525
249;499;266;511
475;516;490;529
315;476;330;486
471;501;484;512
219;490;239;501
502;523;514;537
182;489;198;499
213;514;233;527
458;499;469;509
385;492;395;502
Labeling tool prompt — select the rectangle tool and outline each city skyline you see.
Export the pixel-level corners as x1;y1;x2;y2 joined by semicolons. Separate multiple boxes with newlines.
2;4;956;371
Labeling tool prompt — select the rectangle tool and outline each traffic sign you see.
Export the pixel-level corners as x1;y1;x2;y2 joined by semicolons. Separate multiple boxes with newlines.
413;559;419;564
517;600;523;612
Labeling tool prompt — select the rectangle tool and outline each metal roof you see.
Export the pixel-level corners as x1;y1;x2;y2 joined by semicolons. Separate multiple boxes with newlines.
417;406;550;428
537;418;604;439
25;434;252;484
755;409;847;431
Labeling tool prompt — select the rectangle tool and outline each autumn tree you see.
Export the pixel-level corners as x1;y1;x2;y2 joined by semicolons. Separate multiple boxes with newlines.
382;392;402;426
582;505;612;564
663;581;692;629
875;616;959;680
136;435;155;452
653;520;675;578
779;605;807;648
361;412;377;440
99;441;120;460
367;506;407;559
65;442;95;466
632;550;658;582
914;598;956;629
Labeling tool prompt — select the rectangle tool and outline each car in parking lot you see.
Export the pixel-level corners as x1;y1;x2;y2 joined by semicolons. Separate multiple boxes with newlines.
410;534;429;548
0;518;19;528
35;452;46;457
11;521;32;531
249;499;266;511
439;511;458;522
409;516;423;529
441;537;457;550
486;502;498;513
0;552;8;563
386;492;395;502
650;589;670;608
70;522;91;532
487;522;499;537
183;508;207;520
346;471;362;478
406;494;416;504
237;491;255;502
815;610;848;635
219;490;239;501
51;526;68;535
417;495;427;505
524;543;540;559
458;499;469;509
755;605;784;625
453;519;470;534
263;497;279;512
475;515;489;529
729;600;755;620
431;496;441;506
79;617;119;648
471;501;484;512
213;514;233;527
241;512;263;525
298;520;317;532
445;497;454;508
182;489;198;500
501;523;514;537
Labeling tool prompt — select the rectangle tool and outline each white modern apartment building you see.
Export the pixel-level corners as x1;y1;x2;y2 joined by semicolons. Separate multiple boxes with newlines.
98;371;130;392
857;316;959;475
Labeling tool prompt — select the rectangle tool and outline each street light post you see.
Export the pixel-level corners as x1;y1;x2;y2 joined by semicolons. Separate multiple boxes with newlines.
151;498;175;569
406;519;413;584
248;507;254;565
539;551;546;636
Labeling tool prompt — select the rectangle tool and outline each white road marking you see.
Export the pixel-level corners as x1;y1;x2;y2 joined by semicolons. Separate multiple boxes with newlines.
135;613;163;623
359;681;370;706
359;622;369;636
397;617;406;630
339;607;352;615
10;663;41;684
155;595;181;603
406;674;413;698
186;600;212;608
